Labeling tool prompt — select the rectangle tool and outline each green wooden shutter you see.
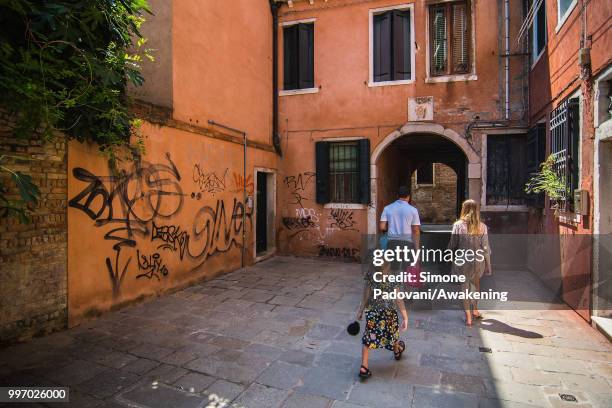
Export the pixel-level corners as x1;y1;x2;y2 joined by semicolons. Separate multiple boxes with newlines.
392;10;411;80
358;139;370;204
373;12;392;82
298;24;314;89
431;5;447;75
283;25;299;90
316;141;330;204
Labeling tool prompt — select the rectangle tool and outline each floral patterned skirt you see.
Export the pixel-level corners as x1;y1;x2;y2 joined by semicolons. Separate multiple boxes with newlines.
362;308;399;350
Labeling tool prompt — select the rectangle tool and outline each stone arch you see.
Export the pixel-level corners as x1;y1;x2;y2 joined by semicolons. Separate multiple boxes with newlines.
367;123;481;234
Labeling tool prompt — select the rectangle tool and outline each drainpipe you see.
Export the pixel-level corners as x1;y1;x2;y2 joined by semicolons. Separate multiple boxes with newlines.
505;0;510;120
208;120;248;269
270;0;282;156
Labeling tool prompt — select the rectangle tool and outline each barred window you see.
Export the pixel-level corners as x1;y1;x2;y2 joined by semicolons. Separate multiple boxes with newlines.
550;98;580;212
430;1;471;76
329;142;360;203
315;140;370;204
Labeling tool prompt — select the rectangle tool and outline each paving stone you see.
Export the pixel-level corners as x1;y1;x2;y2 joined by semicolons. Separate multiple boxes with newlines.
348;376;415;408
269;295;304;306
93;350;139;369
478;398;541;408
281;392;331;408
484;379;549;406
215;361;264;384
144;364;189;385
279;350;316;367
173;372;217;393
532;355;592;375
421;354;489;377
205;379;246;401
160;350;198;366
118;381;205;408
241;289;276;302
440;372;487;396
45;359;109;386
76;369;140;399
306;323;344;340
411;386;478;408
184;357;224;376
209;335;250;350
121;358;160;375
233;383;289;408
296;366;355;400
395;363;442;387
244;343;285;359
129;344;175;361
256;361;307;390
509;367;563;386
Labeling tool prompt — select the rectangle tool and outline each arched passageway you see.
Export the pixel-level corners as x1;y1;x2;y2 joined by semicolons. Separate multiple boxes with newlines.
368;123;481;234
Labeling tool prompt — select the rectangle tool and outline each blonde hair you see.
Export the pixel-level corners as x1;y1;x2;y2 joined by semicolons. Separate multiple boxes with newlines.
459;199;482;235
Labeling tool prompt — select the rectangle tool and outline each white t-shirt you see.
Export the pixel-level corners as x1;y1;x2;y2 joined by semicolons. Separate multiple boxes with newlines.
380;200;421;241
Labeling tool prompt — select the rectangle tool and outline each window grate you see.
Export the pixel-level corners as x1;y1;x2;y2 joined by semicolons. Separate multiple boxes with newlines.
550;98;579;212
329;142;360;203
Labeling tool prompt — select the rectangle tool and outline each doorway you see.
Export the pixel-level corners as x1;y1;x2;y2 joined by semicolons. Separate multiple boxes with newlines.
255;169;276;258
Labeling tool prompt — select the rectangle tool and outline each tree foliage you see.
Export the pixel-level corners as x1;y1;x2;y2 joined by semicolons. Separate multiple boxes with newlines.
0;0;152;221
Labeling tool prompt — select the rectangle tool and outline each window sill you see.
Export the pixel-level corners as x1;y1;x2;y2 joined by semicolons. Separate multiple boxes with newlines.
368;79;415;88
425;74;477;83
555;0;578;34
279;87;319;96
324;203;367;210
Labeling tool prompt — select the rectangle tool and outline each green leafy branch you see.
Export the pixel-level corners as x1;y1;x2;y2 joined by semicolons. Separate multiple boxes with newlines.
524;155;567;205
0;155;41;224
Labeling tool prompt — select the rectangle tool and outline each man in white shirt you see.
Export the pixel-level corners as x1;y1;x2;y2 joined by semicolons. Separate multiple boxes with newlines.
380;185;421;269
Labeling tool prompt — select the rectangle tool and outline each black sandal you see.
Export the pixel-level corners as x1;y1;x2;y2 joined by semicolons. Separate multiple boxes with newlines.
393;340;405;361
358;365;372;379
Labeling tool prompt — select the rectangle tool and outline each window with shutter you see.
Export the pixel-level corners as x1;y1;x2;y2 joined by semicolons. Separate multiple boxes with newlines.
429;1;471;77
316;140;370;204
283;23;314;90
372;8;412;83
486;135;527;206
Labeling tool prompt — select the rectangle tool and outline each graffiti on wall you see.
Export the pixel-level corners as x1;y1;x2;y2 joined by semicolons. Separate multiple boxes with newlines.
232;173;254;195
318;245;360;261
284;172;315;208
151;222;188;260
136;251;169;280
69;154;252;296
329;209;356;231
192;165;227;197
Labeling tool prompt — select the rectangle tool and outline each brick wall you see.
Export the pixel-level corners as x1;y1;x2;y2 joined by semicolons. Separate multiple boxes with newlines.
411;163;457;223
0;112;67;345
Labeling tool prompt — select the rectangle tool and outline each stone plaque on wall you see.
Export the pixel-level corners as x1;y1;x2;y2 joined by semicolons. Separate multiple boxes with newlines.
408;96;434;121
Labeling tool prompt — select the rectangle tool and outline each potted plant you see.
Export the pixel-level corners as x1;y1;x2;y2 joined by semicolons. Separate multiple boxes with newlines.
525;155;567;215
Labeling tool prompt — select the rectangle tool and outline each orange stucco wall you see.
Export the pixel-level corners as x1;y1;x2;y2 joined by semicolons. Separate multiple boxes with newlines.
276;0;526;258
66;0;277;324
67;124;276;324
173;0;273;145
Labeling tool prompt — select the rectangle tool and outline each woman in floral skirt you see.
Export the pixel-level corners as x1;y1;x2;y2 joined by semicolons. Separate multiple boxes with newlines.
355;260;408;379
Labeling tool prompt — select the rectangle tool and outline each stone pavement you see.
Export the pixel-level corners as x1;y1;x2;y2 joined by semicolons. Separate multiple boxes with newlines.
0;256;611;408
